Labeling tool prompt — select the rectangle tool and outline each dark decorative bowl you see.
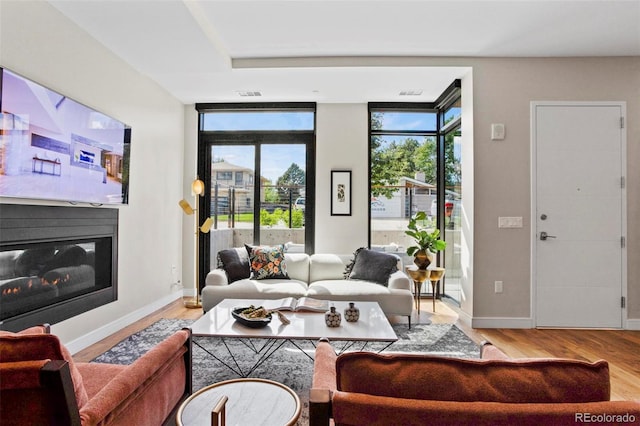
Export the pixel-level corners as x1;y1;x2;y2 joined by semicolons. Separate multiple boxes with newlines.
232;307;272;328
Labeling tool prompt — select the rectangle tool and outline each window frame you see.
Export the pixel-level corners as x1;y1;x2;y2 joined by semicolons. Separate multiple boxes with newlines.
368;80;461;296
195;103;316;289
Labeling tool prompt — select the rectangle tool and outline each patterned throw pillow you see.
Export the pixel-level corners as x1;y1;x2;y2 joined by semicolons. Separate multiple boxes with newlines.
244;244;290;280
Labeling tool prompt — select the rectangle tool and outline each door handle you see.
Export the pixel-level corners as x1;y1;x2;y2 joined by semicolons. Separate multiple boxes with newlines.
540;231;556;241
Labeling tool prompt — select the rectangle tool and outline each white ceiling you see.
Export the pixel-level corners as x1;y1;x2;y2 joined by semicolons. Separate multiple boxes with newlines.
49;0;640;104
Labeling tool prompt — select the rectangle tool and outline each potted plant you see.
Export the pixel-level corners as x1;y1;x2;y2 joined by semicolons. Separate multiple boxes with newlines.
405;211;447;269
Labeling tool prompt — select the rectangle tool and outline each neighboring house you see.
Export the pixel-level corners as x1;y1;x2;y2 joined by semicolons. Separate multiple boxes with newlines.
371;176;436;219
211;161;268;213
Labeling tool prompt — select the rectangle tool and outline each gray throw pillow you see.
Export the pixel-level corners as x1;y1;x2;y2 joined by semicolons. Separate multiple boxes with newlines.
347;248;398;286
216;248;250;283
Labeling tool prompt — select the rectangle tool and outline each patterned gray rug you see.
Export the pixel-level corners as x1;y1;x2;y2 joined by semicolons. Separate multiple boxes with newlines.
92;319;479;424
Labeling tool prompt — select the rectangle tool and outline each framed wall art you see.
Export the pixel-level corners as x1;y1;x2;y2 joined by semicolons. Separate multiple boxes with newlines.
331;170;351;216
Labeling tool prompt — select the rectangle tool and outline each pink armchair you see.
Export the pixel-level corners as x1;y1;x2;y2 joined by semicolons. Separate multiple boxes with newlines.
0;324;191;426
310;339;640;426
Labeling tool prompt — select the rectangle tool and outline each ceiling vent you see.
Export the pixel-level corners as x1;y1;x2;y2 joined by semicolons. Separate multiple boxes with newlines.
399;90;423;96
236;91;262;97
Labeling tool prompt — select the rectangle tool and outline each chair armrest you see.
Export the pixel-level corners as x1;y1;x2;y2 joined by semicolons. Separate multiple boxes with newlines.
205;269;229;286
388;270;411;291
312;339;337;390
78;329;190;425
309;339;338;426
309;388;332;426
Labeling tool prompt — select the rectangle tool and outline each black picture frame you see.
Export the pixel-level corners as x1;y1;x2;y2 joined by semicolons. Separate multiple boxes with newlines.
331;170;351;216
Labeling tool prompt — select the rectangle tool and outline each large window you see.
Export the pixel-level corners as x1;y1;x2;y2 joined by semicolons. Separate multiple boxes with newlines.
196;103;316;288
369;80;462;303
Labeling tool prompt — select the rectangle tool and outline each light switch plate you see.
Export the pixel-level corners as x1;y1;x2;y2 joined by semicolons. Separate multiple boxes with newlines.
491;123;505;140
498;216;523;228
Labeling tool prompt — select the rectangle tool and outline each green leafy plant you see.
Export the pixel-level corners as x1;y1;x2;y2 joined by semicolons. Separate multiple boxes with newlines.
405;211;447;256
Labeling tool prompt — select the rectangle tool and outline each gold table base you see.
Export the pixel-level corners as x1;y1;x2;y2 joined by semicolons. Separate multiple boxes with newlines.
405;266;445;313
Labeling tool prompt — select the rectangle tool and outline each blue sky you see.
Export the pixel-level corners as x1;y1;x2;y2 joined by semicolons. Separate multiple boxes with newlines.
205;111;311;182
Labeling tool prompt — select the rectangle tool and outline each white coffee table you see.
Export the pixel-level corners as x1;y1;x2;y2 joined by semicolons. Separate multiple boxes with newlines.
190;298;398;377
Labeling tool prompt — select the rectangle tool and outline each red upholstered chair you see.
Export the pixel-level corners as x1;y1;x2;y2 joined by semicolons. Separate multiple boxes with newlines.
309;339;640;426
0;324;192;426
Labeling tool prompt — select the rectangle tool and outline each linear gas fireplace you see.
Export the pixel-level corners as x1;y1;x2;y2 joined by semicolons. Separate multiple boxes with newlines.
0;204;118;331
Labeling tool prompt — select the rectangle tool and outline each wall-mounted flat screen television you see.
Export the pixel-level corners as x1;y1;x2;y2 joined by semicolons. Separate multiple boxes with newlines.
0;67;131;205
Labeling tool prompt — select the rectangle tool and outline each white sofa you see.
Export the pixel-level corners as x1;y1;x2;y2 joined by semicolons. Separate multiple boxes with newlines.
202;253;414;324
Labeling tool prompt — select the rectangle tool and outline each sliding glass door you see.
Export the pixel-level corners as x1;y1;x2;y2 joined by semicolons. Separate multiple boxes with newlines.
196;104;316;289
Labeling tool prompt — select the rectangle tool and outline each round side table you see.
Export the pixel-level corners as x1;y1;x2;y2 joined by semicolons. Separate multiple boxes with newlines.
405;266;429;314
176;378;301;426
427;267;445;312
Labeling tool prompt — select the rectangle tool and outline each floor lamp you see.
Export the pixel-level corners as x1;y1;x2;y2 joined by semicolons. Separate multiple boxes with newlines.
179;178;213;309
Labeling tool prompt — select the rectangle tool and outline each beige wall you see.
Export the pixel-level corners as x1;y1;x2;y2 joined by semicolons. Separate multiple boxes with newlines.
469;57;640;325
1;1;186;345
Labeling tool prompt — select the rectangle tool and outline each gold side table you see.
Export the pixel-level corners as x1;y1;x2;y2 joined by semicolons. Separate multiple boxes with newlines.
427;267;445;313
405;266;429;314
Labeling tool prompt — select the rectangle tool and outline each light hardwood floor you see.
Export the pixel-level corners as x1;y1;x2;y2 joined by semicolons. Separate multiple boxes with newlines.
73;297;640;401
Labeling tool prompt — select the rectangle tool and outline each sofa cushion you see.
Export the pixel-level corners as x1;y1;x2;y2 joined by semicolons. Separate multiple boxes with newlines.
204;278;308;307
346;248;398;286
309;254;349;283
335;351;611;403
0;330;90;408
283;253;311;282
245;244;290;280
217;247;251;283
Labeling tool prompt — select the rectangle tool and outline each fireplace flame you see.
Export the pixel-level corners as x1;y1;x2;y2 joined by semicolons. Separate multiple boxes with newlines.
2;287;21;296
42;274;71;286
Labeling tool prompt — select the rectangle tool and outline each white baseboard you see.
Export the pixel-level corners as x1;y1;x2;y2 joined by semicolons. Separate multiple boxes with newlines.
65;291;182;355
471;317;534;329
626;318;640;330
473;317;640;330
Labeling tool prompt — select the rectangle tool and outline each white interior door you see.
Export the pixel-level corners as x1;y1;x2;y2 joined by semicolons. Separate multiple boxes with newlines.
533;102;625;328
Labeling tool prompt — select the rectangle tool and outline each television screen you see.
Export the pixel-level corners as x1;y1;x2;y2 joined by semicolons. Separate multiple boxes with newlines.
0;68;130;204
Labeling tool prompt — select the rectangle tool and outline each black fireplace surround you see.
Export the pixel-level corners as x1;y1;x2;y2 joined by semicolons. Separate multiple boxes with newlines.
0;204;118;332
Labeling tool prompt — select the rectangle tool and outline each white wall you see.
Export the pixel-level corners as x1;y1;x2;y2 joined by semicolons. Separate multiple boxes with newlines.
315;104;369;253
1;1;186;345
459;70;475;317
181;106;199;297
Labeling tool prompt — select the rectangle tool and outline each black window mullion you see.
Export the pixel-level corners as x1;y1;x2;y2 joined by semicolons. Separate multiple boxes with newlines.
253;141;261;246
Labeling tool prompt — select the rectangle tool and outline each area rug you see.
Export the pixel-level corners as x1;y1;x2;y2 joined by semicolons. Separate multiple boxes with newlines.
92;319;479;424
